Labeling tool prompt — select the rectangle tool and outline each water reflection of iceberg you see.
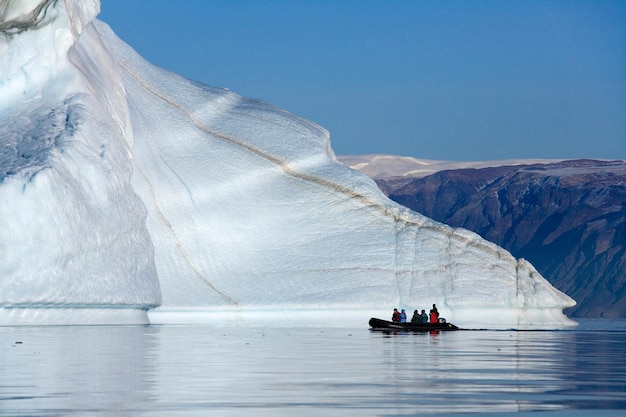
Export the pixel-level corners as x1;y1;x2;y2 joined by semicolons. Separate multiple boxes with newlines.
2;323;625;414
379;330;582;413
0;326;159;414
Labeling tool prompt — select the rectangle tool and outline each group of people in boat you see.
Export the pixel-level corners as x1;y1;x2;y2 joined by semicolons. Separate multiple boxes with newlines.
392;304;440;324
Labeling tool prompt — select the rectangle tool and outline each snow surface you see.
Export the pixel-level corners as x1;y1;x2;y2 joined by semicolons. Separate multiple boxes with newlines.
0;0;576;327
338;154;567;179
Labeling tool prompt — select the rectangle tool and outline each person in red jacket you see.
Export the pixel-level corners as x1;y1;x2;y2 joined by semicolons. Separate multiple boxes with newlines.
429;304;440;323
391;308;400;322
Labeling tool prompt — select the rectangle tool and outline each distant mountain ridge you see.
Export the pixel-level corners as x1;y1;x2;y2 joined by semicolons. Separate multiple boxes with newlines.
340;156;626;318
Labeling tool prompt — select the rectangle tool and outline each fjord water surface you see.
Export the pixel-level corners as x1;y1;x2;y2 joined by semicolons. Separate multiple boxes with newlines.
1;319;625;416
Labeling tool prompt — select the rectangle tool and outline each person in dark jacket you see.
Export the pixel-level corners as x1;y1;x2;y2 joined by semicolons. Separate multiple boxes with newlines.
411;310;420;323
420;309;428;323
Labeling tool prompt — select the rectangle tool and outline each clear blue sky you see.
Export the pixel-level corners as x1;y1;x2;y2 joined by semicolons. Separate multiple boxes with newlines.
99;1;625;161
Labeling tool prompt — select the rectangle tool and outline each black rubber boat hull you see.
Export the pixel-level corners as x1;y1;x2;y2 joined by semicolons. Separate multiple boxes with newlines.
369;317;459;332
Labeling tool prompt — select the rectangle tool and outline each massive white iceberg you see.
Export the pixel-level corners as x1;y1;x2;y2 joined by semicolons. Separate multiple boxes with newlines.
0;0;576;327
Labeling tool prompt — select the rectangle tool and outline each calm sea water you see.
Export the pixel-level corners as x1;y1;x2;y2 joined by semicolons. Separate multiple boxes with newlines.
1;319;625;416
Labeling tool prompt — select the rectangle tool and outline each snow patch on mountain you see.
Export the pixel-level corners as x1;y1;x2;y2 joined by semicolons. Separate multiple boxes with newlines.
338;154;566;179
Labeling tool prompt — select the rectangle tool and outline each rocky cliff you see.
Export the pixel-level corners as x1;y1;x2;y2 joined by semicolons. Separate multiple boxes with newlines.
359;159;625;318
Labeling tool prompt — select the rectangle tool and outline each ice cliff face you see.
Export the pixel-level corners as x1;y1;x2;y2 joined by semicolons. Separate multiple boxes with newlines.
0;0;159;323
0;0;576;327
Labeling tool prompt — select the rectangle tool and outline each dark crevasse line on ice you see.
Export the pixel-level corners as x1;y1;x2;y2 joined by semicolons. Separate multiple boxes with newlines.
132;159;240;306
116;58;517;267
0;0;58;35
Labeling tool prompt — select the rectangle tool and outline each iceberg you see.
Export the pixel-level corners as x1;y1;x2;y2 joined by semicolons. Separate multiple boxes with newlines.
0;0;576;327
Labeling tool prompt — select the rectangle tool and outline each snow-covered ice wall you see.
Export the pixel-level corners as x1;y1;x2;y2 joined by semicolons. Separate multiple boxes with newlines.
0;0;576;327
0;0;159;324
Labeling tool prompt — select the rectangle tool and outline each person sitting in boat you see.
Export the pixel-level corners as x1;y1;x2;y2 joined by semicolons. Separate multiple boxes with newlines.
411;310;420;323
429;305;440;324
399;309;407;323
391;308;400;322
420;309;428;323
